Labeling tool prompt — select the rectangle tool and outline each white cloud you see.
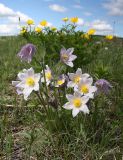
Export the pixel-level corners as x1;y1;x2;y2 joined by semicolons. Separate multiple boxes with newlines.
0;3;16;17
77;18;84;26
0;24;19;35
49;4;67;12
88;20;113;35
0;3;31;35
73;4;83;9
84;12;92;16
8;11;31;24
103;0;123;16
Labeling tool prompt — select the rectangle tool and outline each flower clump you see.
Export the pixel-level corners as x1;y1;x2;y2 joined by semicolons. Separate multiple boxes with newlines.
14;17;113;119
12;43;107;118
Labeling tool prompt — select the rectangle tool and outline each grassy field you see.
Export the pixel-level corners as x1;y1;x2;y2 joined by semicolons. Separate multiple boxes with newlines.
0;35;123;159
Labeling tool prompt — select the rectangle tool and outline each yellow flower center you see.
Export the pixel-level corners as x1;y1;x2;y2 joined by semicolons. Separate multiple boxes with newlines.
26;77;35;86
62;54;69;61
81;85;89;94
57;79;64;86
73;98;82;108
74;76;81;84
45;72;52;80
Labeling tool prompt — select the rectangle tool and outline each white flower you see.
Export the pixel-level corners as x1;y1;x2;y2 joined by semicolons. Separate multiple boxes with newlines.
60;47;77;67
12;68;40;100
67;68;90;89
63;92;89;117
41;65;52;86
75;78;97;99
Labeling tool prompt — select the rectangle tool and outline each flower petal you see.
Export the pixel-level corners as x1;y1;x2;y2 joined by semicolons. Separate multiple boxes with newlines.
27;67;34;77
16;81;25;88
80;105;89;114
63;102;73;110
81;96;89;104
76;68;82;75
72;108;80;117
33;83;39;91
66;48;74;55
66;94;74;101
65;61;73;67
81;73;90;79
12;81;20;86
17;88;23;95
74;91;81;98
67;81;75;88
69;55;77;61
34;73;40;82
23;87;33;100
60;47;66;55
18;72;27;81
90;86;97;93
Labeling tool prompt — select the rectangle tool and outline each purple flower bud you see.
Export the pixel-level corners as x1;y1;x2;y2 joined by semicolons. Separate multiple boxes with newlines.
18;43;36;63
95;79;112;95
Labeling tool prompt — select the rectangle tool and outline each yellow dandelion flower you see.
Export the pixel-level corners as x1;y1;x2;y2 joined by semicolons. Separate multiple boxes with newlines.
70;17;78;23
51;27;57;31
106;35;113;40
27;19;34;25
87;29;96;35
81;33;90;40
20;26;27;34
35;27;42;33
40;20;48;27
20;29;26;34
62;17;69;22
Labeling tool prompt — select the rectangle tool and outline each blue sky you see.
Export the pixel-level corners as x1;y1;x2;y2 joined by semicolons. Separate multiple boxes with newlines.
0;0;123;36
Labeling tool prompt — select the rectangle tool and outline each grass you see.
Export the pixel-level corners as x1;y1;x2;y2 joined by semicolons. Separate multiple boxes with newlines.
0;35;123;160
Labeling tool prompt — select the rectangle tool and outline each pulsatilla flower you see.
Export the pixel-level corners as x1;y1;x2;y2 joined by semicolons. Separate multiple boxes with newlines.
95;79;112;95
27;19;34;25
87;29;96;35
17;43;36;63
70;17;78;23
41;65;52;86
75;78;97;99
63;92;89;117
55;74;66;87
60;47;77;67
106;35;113;40
67;68;90;89
40;20;48;27
12;68;40;100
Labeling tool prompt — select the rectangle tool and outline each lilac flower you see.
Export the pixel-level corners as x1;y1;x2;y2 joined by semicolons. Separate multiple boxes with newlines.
60;47;77;67
18;43;36;63
95;79;112;95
